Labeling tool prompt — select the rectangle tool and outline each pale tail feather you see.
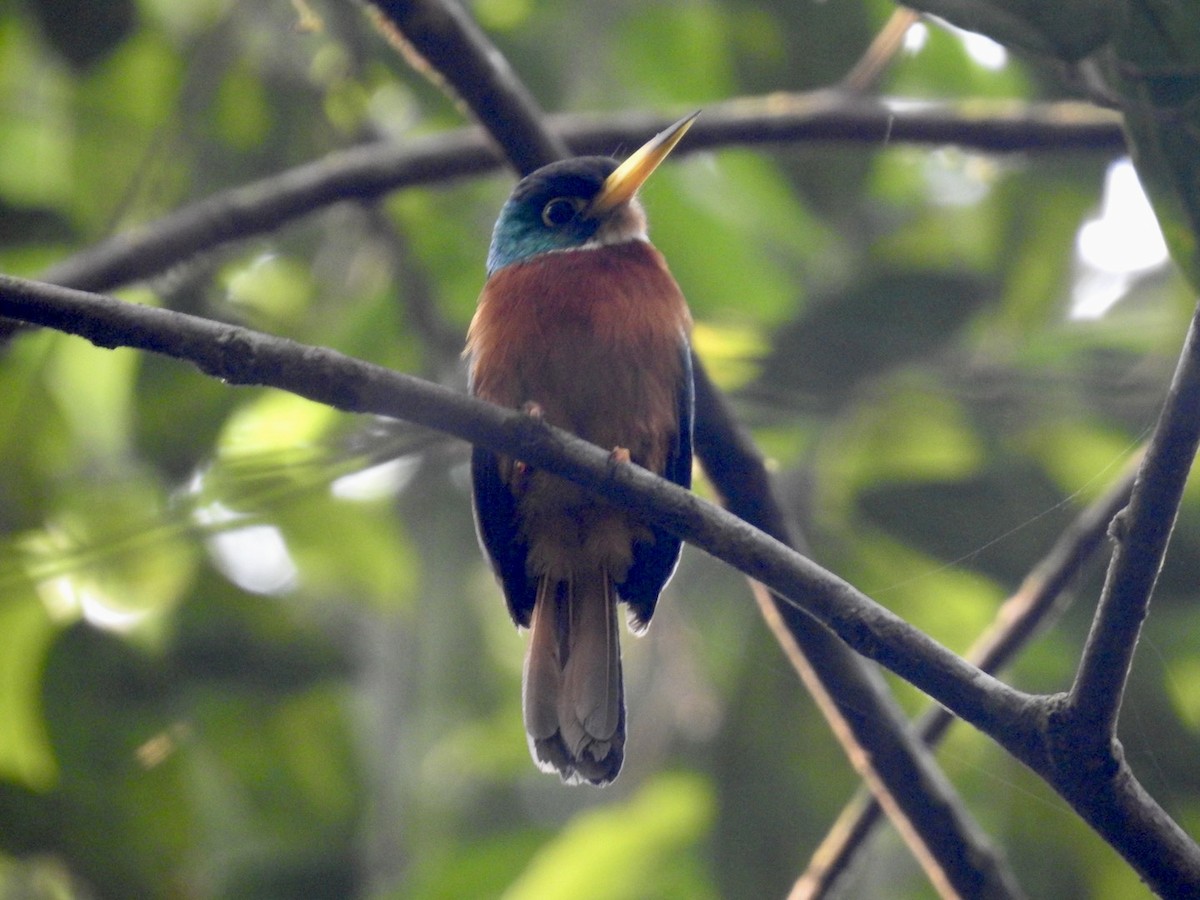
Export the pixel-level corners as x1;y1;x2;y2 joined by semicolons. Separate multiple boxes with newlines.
522;572;625;785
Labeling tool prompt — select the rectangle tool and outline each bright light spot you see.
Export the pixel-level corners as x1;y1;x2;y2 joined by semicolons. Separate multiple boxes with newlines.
38;574;81;621
36;571;150;633
903;22;928;54
924;149;997;207
960;31;1007;70
207;525;298;595
80;591;152;633
1071;158;1170;319
1078;159;1168;273
192;497;239;527
332;456;419;501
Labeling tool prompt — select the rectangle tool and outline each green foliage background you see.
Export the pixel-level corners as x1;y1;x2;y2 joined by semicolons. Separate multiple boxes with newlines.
1;0;1198;897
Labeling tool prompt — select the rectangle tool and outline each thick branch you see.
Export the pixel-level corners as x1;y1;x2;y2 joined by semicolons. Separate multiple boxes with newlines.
3;274;1199;894
363;0;568;172
1;273;1030;737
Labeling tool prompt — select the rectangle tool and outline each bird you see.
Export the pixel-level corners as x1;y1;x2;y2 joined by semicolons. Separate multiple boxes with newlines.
465;113;697;785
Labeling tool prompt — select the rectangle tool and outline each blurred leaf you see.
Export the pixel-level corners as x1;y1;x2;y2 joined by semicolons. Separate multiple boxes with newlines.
887;20;1033;99
23;0;136;70
0;596;58;789
275;493;418;607
39;624;191;897
691;320;767;392
1113;0;1200;288
218;392;341;460
44;338;139;465
822;380;986;495
1165;654;1200;733
504;773;716;900
8;472;199;635
70;28;185;232
903;0;1117;61
171;586;352;693
615;1;735;104
651;151;828;326
222;253;316;328
753;269;995;412
0;17;73;210
848;531;1006;649
856;462;1070;585
215;60;274;151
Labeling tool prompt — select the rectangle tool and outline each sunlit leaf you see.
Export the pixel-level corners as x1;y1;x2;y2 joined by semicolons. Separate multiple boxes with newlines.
504;773;716;900
0;595;58;789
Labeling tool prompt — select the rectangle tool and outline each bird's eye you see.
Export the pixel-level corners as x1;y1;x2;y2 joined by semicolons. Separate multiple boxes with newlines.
541;197;581;227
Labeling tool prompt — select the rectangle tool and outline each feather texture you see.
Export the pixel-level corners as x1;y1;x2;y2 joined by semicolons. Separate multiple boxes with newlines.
469;229;692;785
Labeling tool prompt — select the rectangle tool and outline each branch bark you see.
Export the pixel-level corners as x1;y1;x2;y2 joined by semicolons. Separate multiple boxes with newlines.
4;255;1197;896
1069;302;1200;735
36;97;1122;295
797;461;1138;897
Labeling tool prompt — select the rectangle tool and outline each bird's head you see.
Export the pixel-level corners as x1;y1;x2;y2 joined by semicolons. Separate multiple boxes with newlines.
486;112;698;275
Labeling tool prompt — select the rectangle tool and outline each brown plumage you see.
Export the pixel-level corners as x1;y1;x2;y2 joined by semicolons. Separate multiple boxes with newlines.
468;242;691;783
468;117;697;783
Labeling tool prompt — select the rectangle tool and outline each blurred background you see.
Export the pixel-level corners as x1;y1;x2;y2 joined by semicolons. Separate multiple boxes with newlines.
0;0;1196;897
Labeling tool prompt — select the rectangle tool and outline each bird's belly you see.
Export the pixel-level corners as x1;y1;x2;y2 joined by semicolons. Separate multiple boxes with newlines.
517;331;678;467
512;333;669;581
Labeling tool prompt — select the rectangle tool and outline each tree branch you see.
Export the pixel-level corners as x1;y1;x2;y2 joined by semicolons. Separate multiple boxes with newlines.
363;0;569;172
693;365;1025;899
797;460;1138;898
3;272;1026;732
37;98;1123;295
1070;302;1200;735
2;273;1198;893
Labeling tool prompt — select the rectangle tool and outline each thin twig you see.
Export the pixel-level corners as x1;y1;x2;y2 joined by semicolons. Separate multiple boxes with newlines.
1071;303;1200;734
842;7;922;93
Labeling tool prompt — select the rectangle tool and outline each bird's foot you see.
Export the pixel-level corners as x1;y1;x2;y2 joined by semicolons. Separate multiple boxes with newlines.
609;446;631;466
511;402;546;492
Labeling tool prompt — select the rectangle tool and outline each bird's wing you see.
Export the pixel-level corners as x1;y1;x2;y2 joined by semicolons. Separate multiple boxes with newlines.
619;337;694;629
471;445;537;626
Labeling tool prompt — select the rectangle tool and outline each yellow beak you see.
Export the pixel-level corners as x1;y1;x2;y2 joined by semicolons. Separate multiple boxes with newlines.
590;111;699;215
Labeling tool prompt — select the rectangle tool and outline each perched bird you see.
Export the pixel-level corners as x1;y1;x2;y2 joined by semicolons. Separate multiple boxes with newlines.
466;114;697;785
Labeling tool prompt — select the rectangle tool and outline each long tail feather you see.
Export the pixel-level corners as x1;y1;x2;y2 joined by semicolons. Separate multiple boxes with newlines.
522;572;625;785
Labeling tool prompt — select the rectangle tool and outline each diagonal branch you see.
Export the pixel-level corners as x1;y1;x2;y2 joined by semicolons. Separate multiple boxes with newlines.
797;460;1138;898
693;365;1025;899
1;273;1033;736
363;0;568;171
1070;301;1200;735
2;273;1198;894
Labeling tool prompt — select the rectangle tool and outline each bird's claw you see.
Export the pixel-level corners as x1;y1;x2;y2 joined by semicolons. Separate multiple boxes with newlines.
609;446;631;466
509;402;546;493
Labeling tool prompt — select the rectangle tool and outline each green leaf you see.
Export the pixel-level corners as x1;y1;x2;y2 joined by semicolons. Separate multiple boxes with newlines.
1114;0;1200;288
903;0;1117;61
505;773;716;900
0;595;58;789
